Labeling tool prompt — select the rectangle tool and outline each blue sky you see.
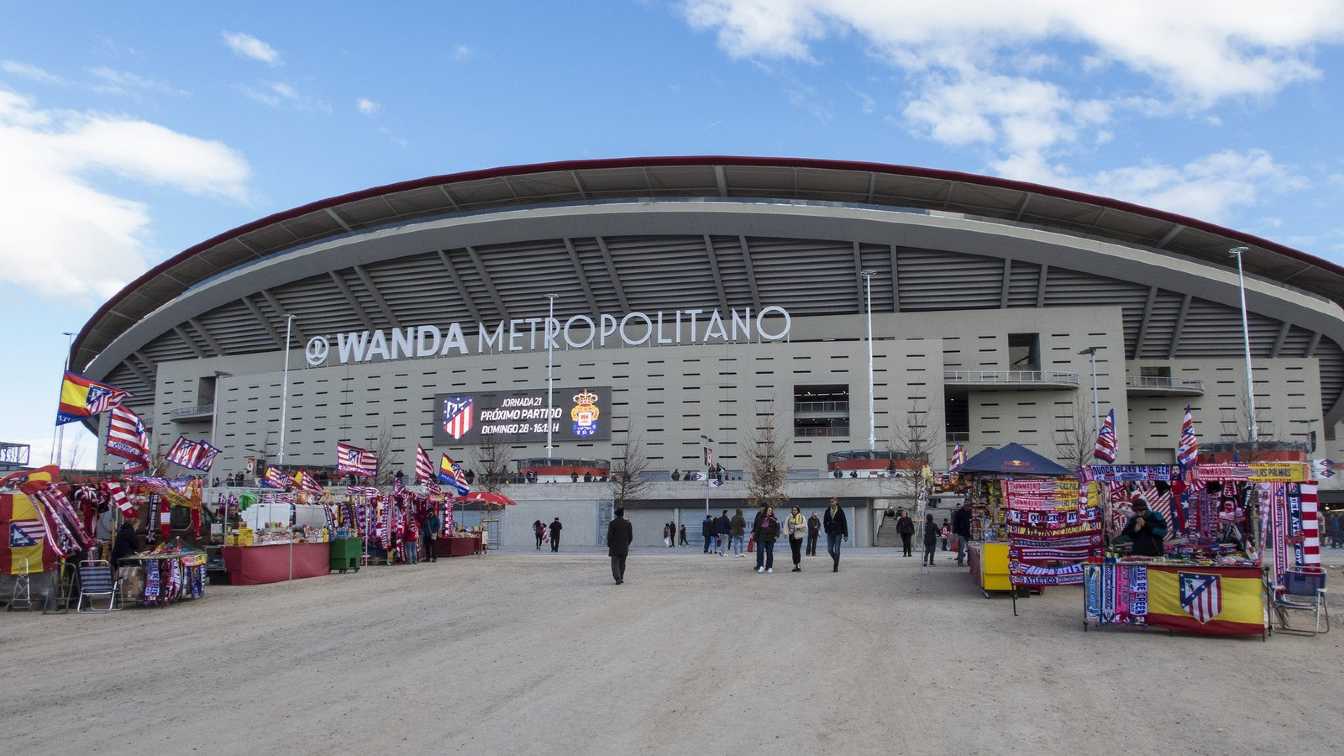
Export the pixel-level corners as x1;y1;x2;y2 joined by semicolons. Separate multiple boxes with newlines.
3;1;1344;465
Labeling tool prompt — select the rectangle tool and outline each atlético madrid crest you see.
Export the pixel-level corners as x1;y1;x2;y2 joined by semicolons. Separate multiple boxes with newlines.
442;396;473;440
570;389;600;437
1179;572;1222;624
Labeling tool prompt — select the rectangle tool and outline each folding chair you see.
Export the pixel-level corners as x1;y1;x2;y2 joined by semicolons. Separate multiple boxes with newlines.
76;560;121;614
7;559;33;611
1273;569;1329;636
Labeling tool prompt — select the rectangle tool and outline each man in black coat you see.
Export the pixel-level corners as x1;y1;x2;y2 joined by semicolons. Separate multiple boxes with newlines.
714;510;732;556
952;502;973;566
702;515;716;553
549;517;563;552
895;509;915;557
606;507;633;584
805;513;821;556
822;498;848;572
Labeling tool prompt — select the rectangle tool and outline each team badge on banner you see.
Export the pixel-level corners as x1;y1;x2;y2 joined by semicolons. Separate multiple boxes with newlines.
1179;573;1222;624
441;396;474;440
570;389;601;437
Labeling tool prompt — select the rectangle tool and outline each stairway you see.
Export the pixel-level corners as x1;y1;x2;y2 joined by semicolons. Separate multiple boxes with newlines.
874;517;903;548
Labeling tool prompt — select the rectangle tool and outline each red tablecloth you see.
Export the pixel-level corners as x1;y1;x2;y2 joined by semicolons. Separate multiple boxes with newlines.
222;543;330;585
437;535;481;557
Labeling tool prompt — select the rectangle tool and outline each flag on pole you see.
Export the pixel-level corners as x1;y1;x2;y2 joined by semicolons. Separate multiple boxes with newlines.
1176;405;1199;468
336;441;377;477
414;445;435;484
106;404;151;472
949;443;966;472
56;372;128;425
262;466;291;490
1093;408;1117;463
1311;459;1335;479
438;454;471;495
166;436;221;472
703;446;717;467
102;481;136;518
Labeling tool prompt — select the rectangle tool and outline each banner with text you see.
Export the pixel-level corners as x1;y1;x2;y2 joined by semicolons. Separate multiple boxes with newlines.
431;386;612;445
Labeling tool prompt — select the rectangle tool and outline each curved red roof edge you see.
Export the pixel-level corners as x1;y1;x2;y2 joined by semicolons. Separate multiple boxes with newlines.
71;155;1344;365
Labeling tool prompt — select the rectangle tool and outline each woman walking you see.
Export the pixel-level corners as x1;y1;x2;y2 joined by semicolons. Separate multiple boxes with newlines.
786;506;806;572
922;513;939;567
753;506;780;574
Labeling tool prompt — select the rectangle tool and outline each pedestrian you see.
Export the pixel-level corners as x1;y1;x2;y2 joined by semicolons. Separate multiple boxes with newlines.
715;509;732;556
702;514;715;554
679;523;688;546
663;522;673;548
940;518;950;551
533;519;545;550
922;513;939;566
823;498;848;572
425;508;440;562
607;507;633;585
730;508;747;557
952;501;973;566
671;468;681;481
549;516;563;552
405;515;420;565
753;506;780;574
786;505;806;572
805;512;821;556
896;509;915;557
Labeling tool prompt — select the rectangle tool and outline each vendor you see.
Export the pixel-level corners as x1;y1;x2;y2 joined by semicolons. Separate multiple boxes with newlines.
1120;497;1167;557
111;518;139;570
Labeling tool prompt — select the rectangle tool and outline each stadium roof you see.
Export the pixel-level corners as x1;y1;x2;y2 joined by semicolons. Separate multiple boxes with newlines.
72;155;1344;372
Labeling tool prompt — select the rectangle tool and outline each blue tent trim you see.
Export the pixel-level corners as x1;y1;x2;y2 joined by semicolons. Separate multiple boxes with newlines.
957;442;1073;477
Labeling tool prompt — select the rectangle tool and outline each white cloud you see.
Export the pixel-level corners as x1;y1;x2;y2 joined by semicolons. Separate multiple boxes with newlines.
88;66;189;97
682;1;1344;102
240;81;330;112
222;31;281;65
0;87;251;298
453;44;473;62
356;97;380;115
1;60;65;85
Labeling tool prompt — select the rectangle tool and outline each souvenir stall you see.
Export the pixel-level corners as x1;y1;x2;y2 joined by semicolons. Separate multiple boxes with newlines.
221;491;331;585
115;541;207;606
1081;461;1309;637
1003;477;1102;610
441;491;513;556
1;466;102;610
955;443;1075;596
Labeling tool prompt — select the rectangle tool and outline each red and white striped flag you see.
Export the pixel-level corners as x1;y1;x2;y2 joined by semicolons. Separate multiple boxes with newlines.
1093;409;1117;463
103;480;136;518
1300;483;1321;567
949;443;966;472
336;441;377;477
166;435;222;472
415;445;435;485
106;404;151;472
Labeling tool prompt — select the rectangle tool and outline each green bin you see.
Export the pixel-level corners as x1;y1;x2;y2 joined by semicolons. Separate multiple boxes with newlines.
329;537;363;573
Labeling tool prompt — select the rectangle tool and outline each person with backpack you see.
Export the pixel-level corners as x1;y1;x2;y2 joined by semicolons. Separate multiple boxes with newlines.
922;513;940;567
753;506;781;574
896;509;915;557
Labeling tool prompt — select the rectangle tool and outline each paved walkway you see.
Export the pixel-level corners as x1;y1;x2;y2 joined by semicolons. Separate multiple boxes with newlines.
2;551;1339;755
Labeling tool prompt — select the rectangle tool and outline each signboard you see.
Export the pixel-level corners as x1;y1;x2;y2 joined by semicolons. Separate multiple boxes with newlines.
432;386;612;445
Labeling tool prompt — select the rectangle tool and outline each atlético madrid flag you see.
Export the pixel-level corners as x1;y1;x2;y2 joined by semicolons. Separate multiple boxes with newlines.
336;441;377;477
0;493;60;575
56;372;128;425
1145;565;1264;636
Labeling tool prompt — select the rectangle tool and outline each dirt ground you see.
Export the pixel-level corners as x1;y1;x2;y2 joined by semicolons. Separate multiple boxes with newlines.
2;548;1341;755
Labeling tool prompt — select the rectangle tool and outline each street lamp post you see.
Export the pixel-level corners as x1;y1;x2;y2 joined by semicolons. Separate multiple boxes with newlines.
1077;346;1104;434
1228;246;1258;442
278;315;295;466
862;271;877;451
545;293;558;460
700;434;714;516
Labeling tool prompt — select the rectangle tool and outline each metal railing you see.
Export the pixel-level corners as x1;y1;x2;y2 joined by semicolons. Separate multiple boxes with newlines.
794;400;850;414
166;404;214;418
1126;375;1204;391
946;431;970;443
943;369;1079;385
794;424;850;437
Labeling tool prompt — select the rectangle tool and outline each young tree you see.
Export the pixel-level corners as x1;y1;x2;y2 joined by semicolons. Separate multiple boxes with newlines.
610;432;650;509
371;423;395;485
1054;395;1096;470
474;434;513;493
745;400;789;510
886;399;933;510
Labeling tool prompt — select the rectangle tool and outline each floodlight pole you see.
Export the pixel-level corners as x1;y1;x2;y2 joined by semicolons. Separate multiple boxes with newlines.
1229;247;1258;442
51;331;74;466
278;315;295;466
1077;346;1103;433
862;271;877;451
546;294;558;460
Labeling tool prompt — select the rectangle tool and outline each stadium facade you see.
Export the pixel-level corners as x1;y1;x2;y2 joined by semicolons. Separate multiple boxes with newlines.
74;157;1344;546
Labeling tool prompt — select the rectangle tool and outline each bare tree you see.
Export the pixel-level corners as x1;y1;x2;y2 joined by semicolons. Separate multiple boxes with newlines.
886;399;933;503
62;435;86;470
371;423;395;484
610;432;650;508
745;400;789;510
474;434;513;493
1054;395;1096;470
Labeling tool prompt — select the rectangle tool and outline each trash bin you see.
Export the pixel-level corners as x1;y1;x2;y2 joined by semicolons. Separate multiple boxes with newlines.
329;537;362;573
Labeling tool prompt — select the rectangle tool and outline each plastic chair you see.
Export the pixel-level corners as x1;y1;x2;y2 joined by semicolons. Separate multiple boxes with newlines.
1274;569;1329;635
76;560;120;614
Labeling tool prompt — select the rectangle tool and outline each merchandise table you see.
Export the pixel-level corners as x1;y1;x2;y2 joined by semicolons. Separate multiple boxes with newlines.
1084;560;1267;637
437;534;482;557
222;542;330;585
967;542;1012;596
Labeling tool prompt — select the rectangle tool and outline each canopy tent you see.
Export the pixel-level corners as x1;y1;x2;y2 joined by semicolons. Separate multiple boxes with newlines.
958;443;1073;477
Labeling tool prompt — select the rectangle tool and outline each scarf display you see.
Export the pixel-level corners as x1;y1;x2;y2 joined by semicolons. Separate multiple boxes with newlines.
143;559;162;605
1005;478;1101;587
1085;559;1148;625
